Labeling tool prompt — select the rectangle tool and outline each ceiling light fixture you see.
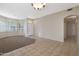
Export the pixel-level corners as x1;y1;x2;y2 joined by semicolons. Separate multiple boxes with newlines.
32;3;46;10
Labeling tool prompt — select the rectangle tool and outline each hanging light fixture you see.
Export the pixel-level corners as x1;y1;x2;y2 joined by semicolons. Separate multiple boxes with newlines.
32;3;46;10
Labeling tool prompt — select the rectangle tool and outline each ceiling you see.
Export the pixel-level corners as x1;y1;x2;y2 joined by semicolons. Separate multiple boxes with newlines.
0;3;79;20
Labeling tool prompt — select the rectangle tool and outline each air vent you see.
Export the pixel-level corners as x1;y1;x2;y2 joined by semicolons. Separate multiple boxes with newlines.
67;8;72;11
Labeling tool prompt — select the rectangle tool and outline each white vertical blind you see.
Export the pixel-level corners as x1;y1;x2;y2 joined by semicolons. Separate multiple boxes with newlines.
0;21;24;32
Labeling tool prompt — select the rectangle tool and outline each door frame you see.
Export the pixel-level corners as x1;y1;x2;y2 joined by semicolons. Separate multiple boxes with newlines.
64;15;78;41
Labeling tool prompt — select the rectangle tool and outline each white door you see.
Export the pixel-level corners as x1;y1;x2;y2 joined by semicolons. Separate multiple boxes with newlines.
24;20;34;37
27;23;33;36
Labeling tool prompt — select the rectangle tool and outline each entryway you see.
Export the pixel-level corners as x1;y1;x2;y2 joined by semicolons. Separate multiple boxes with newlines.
64;15;77;43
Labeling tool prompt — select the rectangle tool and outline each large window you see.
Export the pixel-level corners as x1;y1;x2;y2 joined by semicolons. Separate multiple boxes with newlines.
0;21;24;32
0;21;6;32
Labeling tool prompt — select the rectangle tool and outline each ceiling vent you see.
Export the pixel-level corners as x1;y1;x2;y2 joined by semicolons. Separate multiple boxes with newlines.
67;8;72;11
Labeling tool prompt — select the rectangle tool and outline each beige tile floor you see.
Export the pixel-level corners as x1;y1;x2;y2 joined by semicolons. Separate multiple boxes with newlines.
2;36;79;56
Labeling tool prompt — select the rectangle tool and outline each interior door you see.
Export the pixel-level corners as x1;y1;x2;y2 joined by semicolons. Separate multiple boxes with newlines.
27;23;33;36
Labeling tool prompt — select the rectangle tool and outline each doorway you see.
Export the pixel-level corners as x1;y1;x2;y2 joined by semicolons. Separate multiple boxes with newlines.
64;15;77;42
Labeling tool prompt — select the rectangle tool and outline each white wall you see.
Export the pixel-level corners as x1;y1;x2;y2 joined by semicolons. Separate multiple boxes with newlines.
24;20;28;37
34;6;79;42
34;12;64;42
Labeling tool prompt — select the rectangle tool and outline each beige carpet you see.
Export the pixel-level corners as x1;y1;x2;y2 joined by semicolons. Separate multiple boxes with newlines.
0;36;35;54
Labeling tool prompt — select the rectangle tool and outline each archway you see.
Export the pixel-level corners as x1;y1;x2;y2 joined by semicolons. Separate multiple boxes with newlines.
64;15;78;42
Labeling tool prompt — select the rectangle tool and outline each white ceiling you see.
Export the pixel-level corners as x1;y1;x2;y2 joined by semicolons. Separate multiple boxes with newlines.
0;3;79;20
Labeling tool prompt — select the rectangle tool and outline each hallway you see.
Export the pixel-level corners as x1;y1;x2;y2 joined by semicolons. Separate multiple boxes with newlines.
63;36;78;55
65;36;77;44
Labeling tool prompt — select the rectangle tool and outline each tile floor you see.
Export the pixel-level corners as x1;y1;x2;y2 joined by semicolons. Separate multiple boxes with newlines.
2;36;79;56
